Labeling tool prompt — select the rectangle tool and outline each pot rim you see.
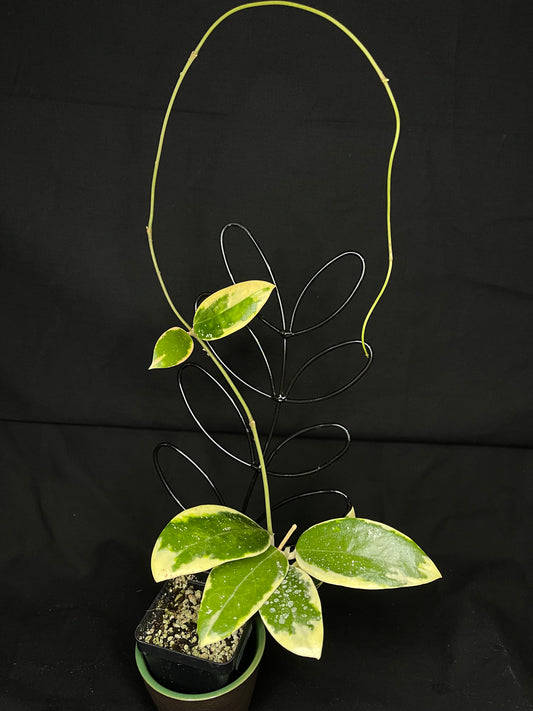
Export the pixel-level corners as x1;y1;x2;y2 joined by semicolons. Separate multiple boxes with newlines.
135;616;266;700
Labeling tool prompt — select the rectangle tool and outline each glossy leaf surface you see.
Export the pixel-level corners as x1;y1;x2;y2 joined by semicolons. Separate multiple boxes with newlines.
149;327;194;369
295;517;441;589
197;546;288;645
151;505;270;582
193;280;275;340
260;565;323;658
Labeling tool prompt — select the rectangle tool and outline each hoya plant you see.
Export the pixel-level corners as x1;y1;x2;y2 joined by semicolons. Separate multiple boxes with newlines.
145;1;441;662
148;281;441;659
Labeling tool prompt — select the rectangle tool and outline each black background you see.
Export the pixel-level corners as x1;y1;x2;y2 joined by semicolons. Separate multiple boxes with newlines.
1;1;532;709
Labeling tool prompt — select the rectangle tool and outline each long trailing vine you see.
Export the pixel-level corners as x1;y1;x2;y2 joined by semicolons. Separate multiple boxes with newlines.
146;1;401;542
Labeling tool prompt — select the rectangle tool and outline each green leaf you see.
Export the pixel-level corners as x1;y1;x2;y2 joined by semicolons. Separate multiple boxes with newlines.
295;517;442;590
149;327;194;369
197;546;288;646
151;505;270;582
260;565;323;659
193;280;275;340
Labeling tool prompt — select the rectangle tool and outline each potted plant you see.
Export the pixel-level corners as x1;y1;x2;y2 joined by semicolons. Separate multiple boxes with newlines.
135;3;441;710
135;278;441;705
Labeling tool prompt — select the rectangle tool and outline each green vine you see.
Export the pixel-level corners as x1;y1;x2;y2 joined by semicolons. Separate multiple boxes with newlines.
146;1;401;541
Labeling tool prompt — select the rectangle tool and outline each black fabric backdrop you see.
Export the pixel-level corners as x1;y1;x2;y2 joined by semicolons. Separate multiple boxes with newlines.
1;1;532;709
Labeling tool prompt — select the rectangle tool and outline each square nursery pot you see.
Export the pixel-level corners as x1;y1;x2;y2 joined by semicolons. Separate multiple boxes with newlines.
135;616;265;711
135;575;264;710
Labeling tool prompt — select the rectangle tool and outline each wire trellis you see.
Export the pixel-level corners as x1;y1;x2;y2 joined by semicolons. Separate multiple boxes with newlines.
154;223;374;524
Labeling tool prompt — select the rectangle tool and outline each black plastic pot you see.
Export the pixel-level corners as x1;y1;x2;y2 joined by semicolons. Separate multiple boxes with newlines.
135;577;253;694
135;615;266;711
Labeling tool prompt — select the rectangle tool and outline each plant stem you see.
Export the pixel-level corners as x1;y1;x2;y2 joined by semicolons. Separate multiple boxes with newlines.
152;1;399;357
196;339;274;539
146;227;191;330
146;1;401;538
277;523;297;551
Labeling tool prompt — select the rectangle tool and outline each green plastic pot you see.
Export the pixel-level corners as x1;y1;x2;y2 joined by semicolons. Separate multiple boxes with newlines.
135;616;266;711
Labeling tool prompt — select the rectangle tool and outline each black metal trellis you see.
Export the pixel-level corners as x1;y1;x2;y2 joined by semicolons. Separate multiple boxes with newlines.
153;223;374;524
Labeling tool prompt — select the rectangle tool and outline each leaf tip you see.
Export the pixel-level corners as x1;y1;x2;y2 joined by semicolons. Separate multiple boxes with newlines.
423;557;443;582
148;359;161;370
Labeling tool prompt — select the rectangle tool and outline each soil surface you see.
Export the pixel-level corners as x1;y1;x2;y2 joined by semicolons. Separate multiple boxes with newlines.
138;575;244;664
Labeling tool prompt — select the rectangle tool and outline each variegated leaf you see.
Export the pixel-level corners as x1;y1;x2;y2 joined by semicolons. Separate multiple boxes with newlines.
260;565;323;659
193;280;275;340
149;327;194;369
151;505;270;582
197;546;288;646
295;517;441;590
